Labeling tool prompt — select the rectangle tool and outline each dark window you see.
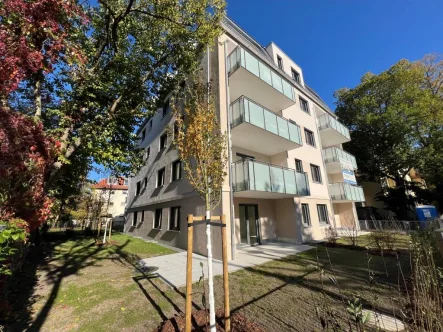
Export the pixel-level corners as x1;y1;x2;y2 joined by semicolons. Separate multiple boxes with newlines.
310;164;322;183
236;153;255;160
172;160;182;181
154;209;162;229
109;202;114;206
299;97;310;114
162;99;170;117
317;204;329;224
132;211;138;227
141;128;146;141
304;129;315;147
291;69;301;83
295;159;303;172
123;191;127;195
169;206;181;231
149;119;153;130
141;211;145;223
160;133;167;150
145;147;150;160
277;55;283;70
301;204;311;226
136;181;141;195
143;177;147;189
157;168;165;187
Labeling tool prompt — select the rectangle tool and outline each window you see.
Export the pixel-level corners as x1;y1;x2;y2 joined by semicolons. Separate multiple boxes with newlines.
310;164;322;183
110;191;115;195
124;179;128;185
149;119;153;130
143;176;147;189
154;209;162;229
295;159;303;173
141;211;145;223
123;191;127;195
132;211;138;227
317;204;329;224
301;204;311;226
124;197;127;203
291;68;301;83
299;97;310;114
172;160;182;181
304;129;315;147
145;147;150;160
162;99;170;117
157;168;165;187
169;206;181;231
277;55;283;70
109;202;114;206
136;181;141;195
141;128;146;141
159;133;167;150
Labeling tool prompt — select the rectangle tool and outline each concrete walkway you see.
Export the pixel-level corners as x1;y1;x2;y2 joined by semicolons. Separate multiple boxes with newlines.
139;242;312;288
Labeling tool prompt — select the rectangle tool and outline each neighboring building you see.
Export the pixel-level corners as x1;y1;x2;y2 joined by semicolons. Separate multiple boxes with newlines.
124;17;365;260
91;177;129;222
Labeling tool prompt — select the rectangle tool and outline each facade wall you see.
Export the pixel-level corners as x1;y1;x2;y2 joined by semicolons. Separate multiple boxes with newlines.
92;188;128;217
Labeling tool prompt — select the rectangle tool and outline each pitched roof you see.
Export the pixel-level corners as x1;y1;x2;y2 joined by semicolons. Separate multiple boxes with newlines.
91;178;128;190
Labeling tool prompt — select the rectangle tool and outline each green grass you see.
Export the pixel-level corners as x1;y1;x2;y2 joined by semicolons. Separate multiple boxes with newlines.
336;232;411;250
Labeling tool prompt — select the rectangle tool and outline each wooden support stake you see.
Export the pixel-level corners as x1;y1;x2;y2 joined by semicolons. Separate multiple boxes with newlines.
185;215;194;332
221;214;230;331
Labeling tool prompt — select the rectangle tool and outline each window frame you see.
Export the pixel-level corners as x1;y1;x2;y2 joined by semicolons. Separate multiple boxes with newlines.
169;206;181;231
162;99;170;118
159;132;168;151
295;159;303;173
143;176;147;189
291;68;301;83
304;128;316;147
277;55;283;70
154;208;162;229
171;160;182;181
136;181;141;195
299;97;310;114
141;128;146;141
132;211;138;227
141;210;145;223
310;164;322;184
301;203;311;226
317;204;329;224
157;167;166;187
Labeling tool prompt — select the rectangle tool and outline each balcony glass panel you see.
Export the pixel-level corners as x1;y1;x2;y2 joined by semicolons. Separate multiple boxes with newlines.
232;159;310;196
282;80;293;100
244;51;259;76
230;97;302;145
259;61;273;86
277;117;289;139
271;71;283;93
330;183;364;202
318;113;350;139
323;147;357;169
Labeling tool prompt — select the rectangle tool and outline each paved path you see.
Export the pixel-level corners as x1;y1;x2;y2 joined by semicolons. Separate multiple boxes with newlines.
139;243;312;288
362;309;406;331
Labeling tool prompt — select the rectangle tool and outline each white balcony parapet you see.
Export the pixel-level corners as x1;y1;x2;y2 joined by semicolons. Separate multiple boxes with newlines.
317;113;351;146
231;96;302;146
233;159;310;197
330;183;365;202
323;146;357;169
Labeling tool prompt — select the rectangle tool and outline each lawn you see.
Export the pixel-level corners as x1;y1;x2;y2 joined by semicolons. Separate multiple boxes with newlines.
8;231;414;331
336;232;412;250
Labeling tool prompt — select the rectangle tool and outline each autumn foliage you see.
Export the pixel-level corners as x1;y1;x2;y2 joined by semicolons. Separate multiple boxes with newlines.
0;107;57;231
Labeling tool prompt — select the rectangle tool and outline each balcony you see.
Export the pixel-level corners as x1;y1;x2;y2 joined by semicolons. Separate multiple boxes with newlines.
230;97;302;155
227;46;296;112
329;183;365;203
317;113;351;147
323;146;357;174
232;159;310;199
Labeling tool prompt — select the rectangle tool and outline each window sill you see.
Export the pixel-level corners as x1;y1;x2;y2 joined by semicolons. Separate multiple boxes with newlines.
306;143;316;148
312;181;322;184
156;185;164;189
153;227;162;230
301;110;311;115
319;222;329;226
167;229;180;233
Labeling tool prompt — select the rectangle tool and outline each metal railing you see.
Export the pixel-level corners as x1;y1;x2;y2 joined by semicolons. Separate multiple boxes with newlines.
232;159;310;196
329;183;365;202
230;96;302;145
317;113;350;140
227;46;295;101
322;146;357;169
358;220;421;232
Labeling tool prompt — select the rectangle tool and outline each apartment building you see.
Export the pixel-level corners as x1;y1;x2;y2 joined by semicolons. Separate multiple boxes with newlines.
124;17;365;260
91;177;129;219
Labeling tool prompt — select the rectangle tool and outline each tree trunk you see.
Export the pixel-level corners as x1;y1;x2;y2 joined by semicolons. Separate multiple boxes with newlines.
205;199;216;332
34;71;43;117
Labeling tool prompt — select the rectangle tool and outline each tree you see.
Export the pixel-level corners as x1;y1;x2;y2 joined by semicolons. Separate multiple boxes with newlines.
3;0;226;195
335;56;443;218
173;78;227;331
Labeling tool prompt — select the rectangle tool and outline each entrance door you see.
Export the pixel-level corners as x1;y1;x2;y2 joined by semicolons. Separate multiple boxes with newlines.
239;204;260;245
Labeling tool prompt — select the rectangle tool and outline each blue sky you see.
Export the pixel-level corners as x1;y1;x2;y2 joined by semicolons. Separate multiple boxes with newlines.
226;0;443;108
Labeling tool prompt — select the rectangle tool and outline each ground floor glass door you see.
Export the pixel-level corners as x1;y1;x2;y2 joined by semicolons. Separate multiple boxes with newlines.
239;204;260;245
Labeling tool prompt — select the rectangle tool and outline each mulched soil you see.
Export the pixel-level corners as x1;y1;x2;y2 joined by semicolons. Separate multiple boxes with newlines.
154;309;266;332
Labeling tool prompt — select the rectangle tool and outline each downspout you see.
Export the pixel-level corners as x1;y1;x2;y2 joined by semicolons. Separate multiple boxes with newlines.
224;40;236;260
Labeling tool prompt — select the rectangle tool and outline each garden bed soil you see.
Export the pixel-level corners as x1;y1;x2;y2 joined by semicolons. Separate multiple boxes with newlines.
154;309;266;332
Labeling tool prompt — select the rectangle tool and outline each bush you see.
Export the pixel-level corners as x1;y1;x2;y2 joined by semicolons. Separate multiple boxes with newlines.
369;230;399;252
341;225;359;247
325;227;338;244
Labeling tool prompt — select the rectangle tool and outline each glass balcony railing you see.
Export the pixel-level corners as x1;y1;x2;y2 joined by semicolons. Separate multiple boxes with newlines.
322;146;357;169
227;46;295;101
329;183;365;202
232;159;310;196
317;113;350;140
230;97;302;145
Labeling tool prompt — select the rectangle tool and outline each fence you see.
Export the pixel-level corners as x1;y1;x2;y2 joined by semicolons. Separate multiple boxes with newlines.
358;219;421;232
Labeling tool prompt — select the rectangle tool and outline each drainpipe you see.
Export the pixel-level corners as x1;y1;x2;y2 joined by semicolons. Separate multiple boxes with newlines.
224;40;236;260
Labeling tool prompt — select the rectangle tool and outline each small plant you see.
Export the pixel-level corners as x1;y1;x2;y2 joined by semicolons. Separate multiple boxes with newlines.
341;225;359;247
0;218;28;275
325;226;338;244
346;297;370;331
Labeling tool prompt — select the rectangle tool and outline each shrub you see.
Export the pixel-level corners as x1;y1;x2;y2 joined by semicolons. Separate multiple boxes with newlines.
325;227;338;244
341;225;359;247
